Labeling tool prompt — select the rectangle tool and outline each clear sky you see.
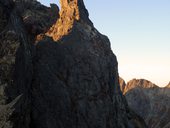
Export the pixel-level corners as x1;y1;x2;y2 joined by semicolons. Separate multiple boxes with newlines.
38;0;170;87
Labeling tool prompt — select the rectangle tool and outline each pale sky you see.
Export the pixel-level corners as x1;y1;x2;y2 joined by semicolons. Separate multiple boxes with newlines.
38;0;170;87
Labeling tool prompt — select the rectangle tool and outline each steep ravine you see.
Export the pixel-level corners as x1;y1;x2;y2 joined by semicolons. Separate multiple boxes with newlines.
0;0;147;128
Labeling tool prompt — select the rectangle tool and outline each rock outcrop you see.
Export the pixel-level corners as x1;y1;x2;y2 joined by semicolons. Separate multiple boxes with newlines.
123;79;158;94
0;0;147;128
120;78;170;128
166;82;170;88
119;77;126;93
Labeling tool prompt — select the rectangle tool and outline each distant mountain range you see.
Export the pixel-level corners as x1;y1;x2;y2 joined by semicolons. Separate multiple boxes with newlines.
119;78;170;128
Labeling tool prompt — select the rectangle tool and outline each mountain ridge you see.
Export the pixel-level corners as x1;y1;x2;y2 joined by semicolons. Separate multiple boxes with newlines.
119;78;170;128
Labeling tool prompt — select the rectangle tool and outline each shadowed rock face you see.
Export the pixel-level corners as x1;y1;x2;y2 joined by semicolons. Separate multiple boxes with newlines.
0;0;59;127
0;0;147;128
120;78;170;128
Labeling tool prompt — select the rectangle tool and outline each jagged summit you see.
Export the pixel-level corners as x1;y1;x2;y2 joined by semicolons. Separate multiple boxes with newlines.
45;0;93;41
60;0;90;22
123;78;170;128
127;78;158;88
123;78;158;94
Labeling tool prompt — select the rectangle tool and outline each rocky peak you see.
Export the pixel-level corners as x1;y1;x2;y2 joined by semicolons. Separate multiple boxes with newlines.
60;0;89;21
124;80;170;128
124;79;158;94
46;0;93;41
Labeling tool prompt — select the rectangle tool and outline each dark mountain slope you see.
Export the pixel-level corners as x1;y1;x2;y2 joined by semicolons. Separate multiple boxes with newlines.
0;0;147;127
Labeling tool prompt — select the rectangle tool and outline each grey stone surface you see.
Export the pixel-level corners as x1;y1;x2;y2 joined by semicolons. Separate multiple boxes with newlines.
121;78;170;128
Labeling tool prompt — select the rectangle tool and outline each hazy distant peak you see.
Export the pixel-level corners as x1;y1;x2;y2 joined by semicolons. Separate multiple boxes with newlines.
121;78;158;94
124;79;170;128
127;78;157;88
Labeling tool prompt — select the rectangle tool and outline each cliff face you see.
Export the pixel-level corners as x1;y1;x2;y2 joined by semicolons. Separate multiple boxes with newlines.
0;0;59;127
0;0;146;128
120;78;170;128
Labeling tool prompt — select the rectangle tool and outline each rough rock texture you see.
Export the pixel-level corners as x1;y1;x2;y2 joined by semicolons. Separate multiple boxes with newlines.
0;0;147;128
0;0;59;127
120;78;170;128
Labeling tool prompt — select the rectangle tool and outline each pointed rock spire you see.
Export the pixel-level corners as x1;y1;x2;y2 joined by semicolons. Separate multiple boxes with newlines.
45;0;93;41
60;0;90;22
